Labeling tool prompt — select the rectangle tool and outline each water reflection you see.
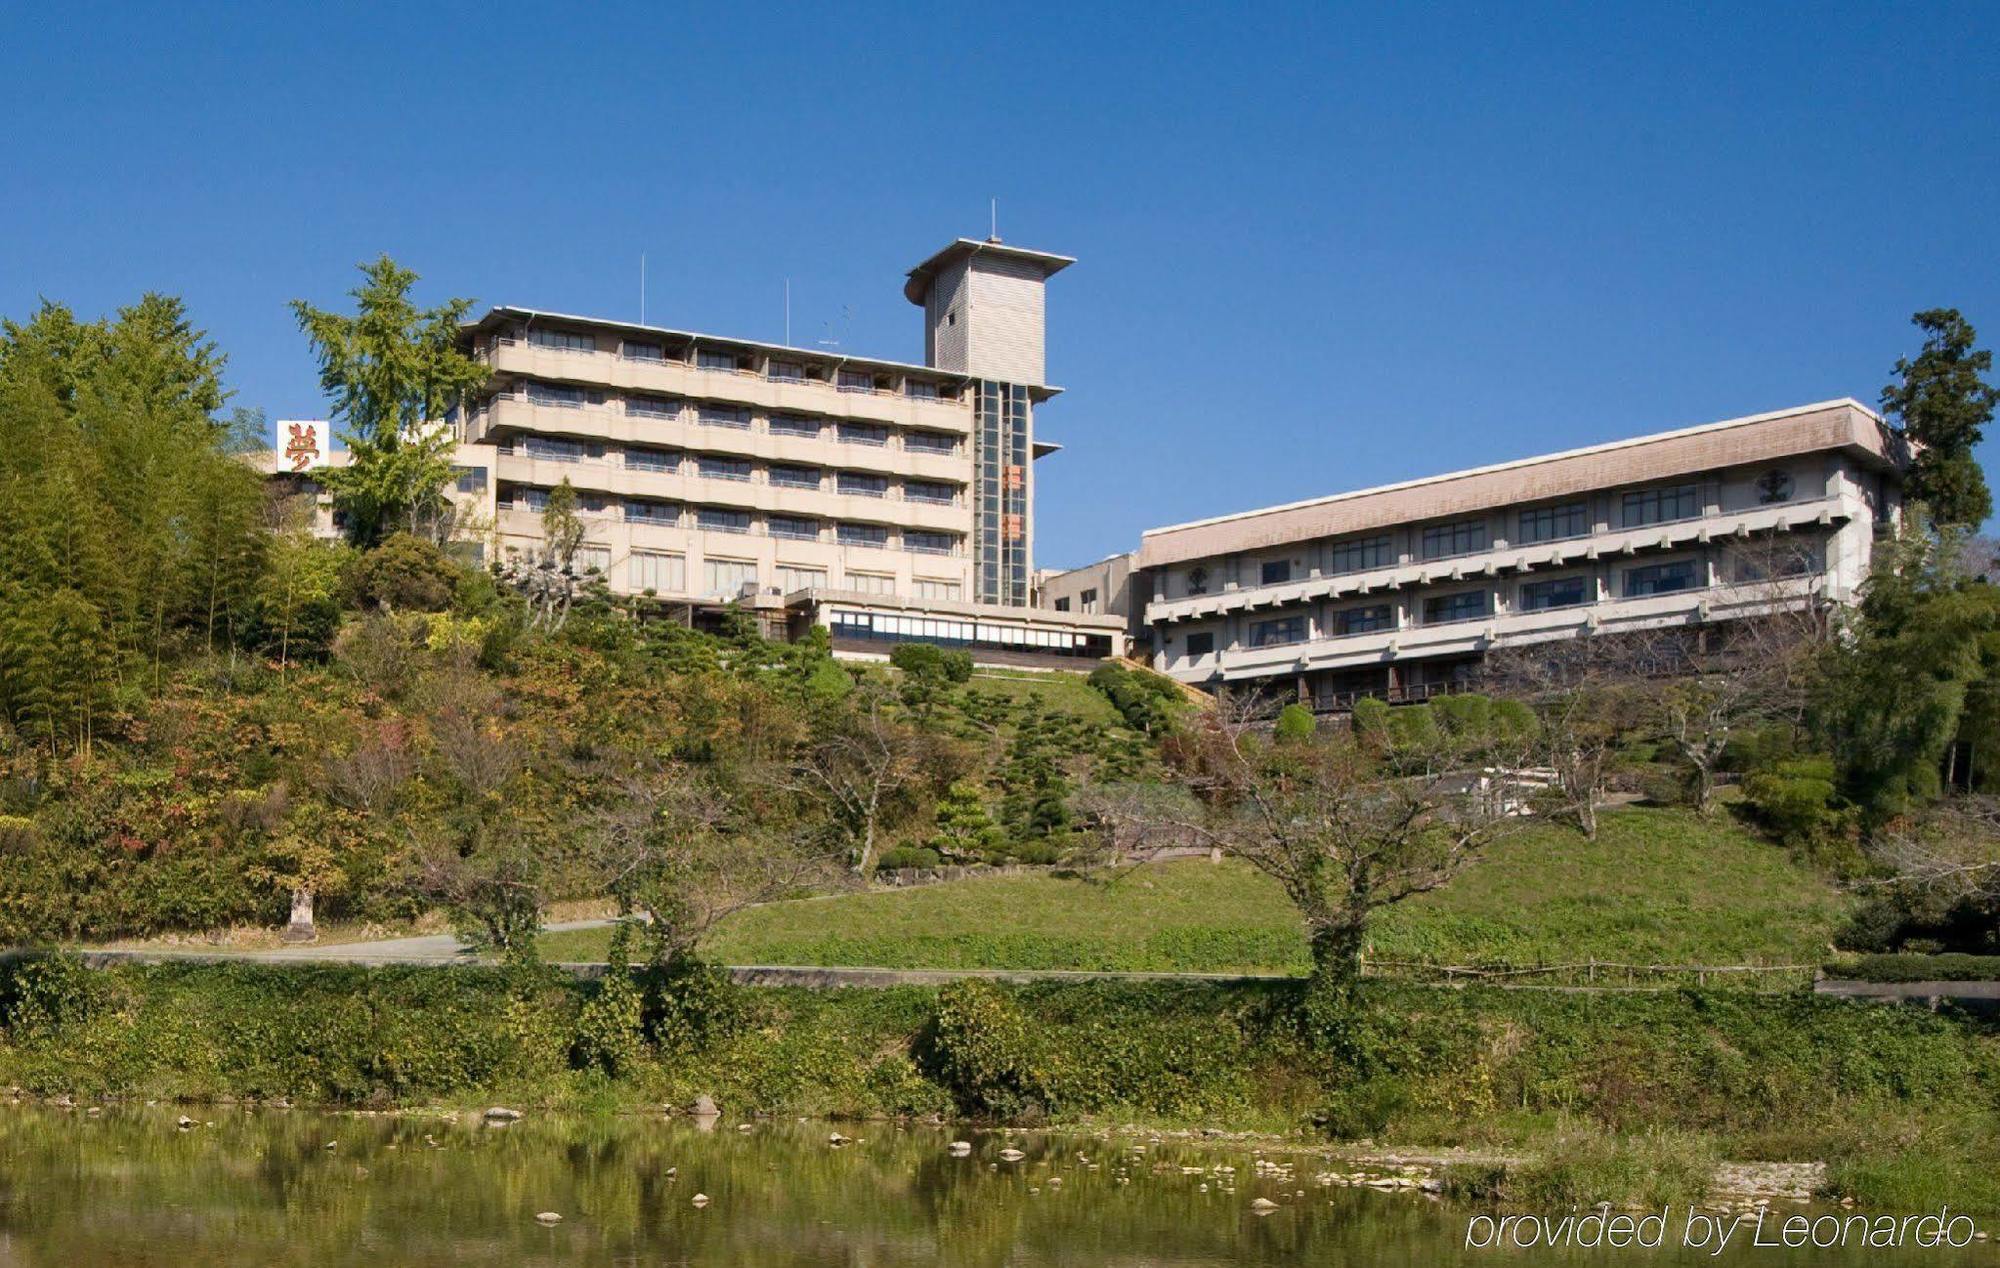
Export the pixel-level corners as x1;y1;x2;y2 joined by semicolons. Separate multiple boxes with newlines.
0;1106;1984;1266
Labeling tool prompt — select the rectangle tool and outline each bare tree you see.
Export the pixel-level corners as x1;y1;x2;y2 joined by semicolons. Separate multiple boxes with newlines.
1484;637;1640;838
408;671;541;957
591;760;836;968
1156;693;1532;1032
771;693;926;874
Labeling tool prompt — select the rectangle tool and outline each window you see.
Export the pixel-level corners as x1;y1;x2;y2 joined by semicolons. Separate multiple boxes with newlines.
767;360;805;383
697;349;744;372
1623;560;1701;597
529;328;594;353
1260;560;1292;586
1421;519;1489;560
1328;534;1392;575
1729;543;1819;582
525;382;602;409
1518;501;1590;544
624;498;677;525
1332;604;1393;636
1622;484;1701;527
515;488;550;512
1423;590;1489;624
907;530;956;555
697;456;751;482
906;431;957;455
520;435;597;462
769;412;822;438
626;394;678;419
453;466;487;494
626;447;679;474
1078;588;1099;614
1054;598;1070;612
769;464;821;490
846;571;895;595
1519;576;1592;611
838;472;888;497
1249;616;1307;647
629;551;684;594
905;380;938;400
697;508;751;534
769;515;819;541
838;522;891;548
837;421;889;447
699;404;751;429
777;565;827;591
837;369;876;393
1185;566;1209;595
574;546;610;576
905;480;955;505
703;558;757;596
621;339;664;362
913;578;961;601
1185;631;1216;658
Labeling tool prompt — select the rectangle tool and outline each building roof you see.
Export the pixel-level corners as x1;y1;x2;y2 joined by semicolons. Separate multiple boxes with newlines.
1136;399;1903;570
460;306;972;386
903;238;1076;306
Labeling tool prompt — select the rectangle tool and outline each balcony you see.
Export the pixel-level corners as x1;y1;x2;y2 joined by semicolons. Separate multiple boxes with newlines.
1142;494;1856;627
479;339;973;434
472;396;972;484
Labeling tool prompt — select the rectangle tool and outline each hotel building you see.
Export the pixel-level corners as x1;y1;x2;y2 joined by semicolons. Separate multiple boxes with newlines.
271;237;1127;667
1120;400;1904;708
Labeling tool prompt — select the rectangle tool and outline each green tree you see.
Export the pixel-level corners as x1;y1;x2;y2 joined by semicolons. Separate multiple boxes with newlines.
928;779;1003;861
1826;517;2000;817
290;257;487;547
1882;308;1998;529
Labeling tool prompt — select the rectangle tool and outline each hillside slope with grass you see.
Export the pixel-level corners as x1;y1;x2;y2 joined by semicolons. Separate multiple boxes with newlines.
540;807;1849;972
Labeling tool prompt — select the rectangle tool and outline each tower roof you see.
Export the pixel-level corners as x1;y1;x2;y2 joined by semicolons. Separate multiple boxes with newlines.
904;238;1075;305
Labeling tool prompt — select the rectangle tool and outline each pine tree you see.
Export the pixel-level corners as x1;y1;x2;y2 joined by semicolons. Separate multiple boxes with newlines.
1882;308;1998;529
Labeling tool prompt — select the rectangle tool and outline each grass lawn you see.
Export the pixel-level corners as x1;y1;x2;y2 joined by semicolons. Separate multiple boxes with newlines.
962;668;1126;726
538;806;1850;973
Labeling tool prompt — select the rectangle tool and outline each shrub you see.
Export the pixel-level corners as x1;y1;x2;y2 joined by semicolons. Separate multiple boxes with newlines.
1274;703;1315;741
889;642;972;684
345;533;462;612
1824;953;2000;983
1743;757;1849;847
877;845;942;871
1087;662;1183;735
0;952;105;1036
918;980;1050;1119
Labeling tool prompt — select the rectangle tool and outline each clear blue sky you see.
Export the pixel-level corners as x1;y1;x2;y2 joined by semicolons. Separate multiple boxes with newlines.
3;3;1997;567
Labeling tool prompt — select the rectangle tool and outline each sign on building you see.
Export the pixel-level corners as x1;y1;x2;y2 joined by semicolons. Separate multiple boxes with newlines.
277;419;327;472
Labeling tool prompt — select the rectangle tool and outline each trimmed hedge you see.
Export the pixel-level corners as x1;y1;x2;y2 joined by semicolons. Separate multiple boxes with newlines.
1825;953;2000;983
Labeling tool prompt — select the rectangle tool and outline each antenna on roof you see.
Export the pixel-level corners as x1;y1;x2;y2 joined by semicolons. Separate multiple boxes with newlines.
639;252;647;325
989;197;1000;243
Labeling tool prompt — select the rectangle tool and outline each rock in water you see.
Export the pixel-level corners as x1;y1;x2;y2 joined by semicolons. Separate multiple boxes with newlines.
691;1193;711;1207
948;1141;973;1155
1250;1198;1279;1213
176;1116;196;1130
828;1132;850;1147
484;1107;523;1122
691;1094;719;1117
535;1212;562;1224
998;1148;1026;1162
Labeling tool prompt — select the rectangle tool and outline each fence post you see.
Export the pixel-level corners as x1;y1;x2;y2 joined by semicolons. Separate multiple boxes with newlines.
1587;958;1596;984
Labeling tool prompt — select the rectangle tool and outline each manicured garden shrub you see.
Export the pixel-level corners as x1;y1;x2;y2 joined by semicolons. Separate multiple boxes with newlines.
1825;953;2000;982
876;846;942;871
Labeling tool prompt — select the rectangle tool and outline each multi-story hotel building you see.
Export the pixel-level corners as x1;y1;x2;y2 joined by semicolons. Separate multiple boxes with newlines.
267;237;1128;667
1116;400;1904;708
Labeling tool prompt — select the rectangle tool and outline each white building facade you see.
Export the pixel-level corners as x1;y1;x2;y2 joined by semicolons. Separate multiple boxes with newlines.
1133;400;1904;708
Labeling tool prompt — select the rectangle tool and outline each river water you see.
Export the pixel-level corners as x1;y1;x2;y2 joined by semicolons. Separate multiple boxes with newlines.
0;1106;1987;1265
